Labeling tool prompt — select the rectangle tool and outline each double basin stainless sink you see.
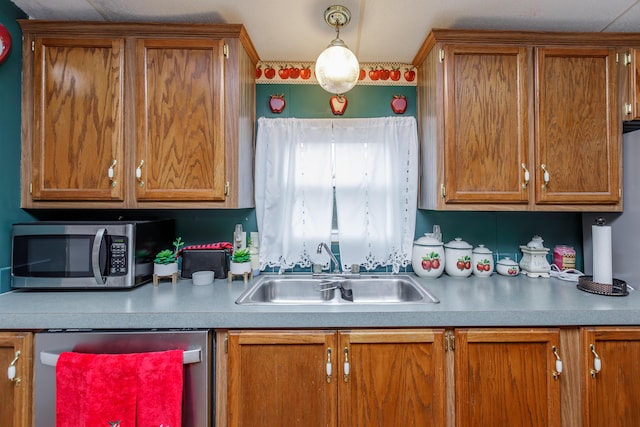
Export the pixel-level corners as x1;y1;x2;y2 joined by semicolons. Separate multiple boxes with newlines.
235;274;439;305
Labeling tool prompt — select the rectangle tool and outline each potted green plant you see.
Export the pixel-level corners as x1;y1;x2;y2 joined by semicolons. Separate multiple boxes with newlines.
153;237;184;277
229;248;252;276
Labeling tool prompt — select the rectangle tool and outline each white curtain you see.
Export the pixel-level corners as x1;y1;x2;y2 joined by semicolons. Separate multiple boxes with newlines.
255;118;334;270
333;117;418;273
255;116;418;273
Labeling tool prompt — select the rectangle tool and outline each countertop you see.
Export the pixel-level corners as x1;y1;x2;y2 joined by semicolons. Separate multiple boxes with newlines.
1;273;639;330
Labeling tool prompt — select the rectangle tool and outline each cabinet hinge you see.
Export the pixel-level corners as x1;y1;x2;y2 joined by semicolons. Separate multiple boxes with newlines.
224;332;228;354
31;40;35;52
624;52;632;66
225;181;230;196
439;49;445;63
223;43;229;59
440;183;446;198
445;331;455;351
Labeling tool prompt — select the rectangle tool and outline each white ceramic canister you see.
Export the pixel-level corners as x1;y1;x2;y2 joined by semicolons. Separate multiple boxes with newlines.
444;238;473;278
412;234;445;278
472;244;494;277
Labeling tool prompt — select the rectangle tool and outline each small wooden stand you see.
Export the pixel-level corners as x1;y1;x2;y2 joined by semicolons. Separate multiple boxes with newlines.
228;272;249;283
153;272;178;285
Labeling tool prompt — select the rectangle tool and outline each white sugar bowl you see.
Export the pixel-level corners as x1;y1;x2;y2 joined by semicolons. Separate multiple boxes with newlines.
496;257;520;276
412;234;445;278
444;238;473;278
472;245;494;277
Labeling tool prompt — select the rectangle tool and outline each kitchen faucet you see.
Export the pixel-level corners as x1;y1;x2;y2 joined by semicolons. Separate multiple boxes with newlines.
317;242;341;274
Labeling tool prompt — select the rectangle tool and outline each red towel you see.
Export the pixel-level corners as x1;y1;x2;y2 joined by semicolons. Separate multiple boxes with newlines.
56;352;138;427
137;349;184;426
56;350;184;427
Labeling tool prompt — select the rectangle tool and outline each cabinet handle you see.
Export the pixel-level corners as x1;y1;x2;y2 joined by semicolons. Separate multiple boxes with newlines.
326;347;332;383
7;350;21;385
343;347;350;383
521;163;530;189
552;345;563;379
107;160;117;188
135;160;145;187
590;344;602;378
541;164;550;190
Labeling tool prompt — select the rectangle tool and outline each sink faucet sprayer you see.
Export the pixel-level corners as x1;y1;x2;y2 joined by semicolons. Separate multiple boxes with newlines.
317;243;341;274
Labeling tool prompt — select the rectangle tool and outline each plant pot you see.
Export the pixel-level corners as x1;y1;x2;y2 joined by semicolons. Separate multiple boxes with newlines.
230;261;251;275
154;262;178;277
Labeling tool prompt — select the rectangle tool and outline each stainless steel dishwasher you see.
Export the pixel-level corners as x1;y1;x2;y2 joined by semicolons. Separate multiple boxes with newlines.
33;329;213;427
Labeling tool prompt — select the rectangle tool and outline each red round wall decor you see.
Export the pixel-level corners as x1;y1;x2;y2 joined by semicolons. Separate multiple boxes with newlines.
0;24;12;64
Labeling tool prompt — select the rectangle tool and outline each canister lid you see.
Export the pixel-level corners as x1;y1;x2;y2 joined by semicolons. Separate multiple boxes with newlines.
414;233;442;246
473;244;492;254
444;237;472;249
497;257;518;266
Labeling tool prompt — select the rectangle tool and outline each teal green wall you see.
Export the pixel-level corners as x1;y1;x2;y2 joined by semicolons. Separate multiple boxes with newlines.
256;84;417;119
0;2;32;291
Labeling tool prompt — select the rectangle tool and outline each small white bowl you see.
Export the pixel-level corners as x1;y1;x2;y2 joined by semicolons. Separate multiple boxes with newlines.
496;258;520;276
192;271;215;286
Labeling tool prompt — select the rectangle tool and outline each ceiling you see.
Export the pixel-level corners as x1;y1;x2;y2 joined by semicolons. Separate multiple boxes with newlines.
8;0;640;63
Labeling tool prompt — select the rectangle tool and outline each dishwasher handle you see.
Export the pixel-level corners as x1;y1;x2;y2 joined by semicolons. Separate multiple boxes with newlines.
39;347;202;367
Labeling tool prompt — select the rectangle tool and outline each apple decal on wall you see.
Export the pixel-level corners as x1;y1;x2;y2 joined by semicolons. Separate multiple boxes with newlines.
391;95;407;114
329;95;348;115
269;94;286;113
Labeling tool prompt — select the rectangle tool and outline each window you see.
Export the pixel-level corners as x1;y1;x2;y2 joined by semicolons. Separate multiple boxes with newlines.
255;117;418;273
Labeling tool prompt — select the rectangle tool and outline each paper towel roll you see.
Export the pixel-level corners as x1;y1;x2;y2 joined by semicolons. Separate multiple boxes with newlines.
592;224;613;285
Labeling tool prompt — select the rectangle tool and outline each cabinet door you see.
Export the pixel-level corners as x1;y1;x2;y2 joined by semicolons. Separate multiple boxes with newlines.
227;330;337;427
0;332;33;427
455;328;561;427
442;44;530;203
338;329;446;427
581;327;640;427
32;37;125;201
136;38;226;202
535;47;620;205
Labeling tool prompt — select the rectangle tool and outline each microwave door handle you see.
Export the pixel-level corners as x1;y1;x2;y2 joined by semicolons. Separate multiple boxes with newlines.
92;228;107;284
39;348;202;366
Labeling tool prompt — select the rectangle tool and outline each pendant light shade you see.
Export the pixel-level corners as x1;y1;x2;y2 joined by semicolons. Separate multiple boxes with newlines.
315;5;359;95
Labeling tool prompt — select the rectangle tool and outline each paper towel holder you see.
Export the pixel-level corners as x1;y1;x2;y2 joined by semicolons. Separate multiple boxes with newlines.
577;217;628;296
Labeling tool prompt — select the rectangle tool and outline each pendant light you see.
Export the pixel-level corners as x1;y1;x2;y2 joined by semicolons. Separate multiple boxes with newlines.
315;5;360;95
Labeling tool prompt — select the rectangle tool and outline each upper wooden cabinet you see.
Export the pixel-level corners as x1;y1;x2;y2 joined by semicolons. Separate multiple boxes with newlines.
414;29;623;212
19;21;258;209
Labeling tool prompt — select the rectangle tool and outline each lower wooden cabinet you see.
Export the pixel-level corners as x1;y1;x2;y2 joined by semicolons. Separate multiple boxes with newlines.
581;327;640;427
219;326;640;427
0;332;33;427
225;329;446;427
454;328;562;427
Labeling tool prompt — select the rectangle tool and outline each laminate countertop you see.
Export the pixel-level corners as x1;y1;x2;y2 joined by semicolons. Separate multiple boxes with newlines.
1;273;638;330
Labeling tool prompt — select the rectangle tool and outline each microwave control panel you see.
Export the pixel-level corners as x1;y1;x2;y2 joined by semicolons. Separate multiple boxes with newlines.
109;236;128;275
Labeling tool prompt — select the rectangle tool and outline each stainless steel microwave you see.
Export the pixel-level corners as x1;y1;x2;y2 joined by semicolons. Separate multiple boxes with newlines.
11;219;175;290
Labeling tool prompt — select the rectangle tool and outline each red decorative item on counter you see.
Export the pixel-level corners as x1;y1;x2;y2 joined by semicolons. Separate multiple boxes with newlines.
391;95;407;114
269;94;286;113
329;94;348;115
